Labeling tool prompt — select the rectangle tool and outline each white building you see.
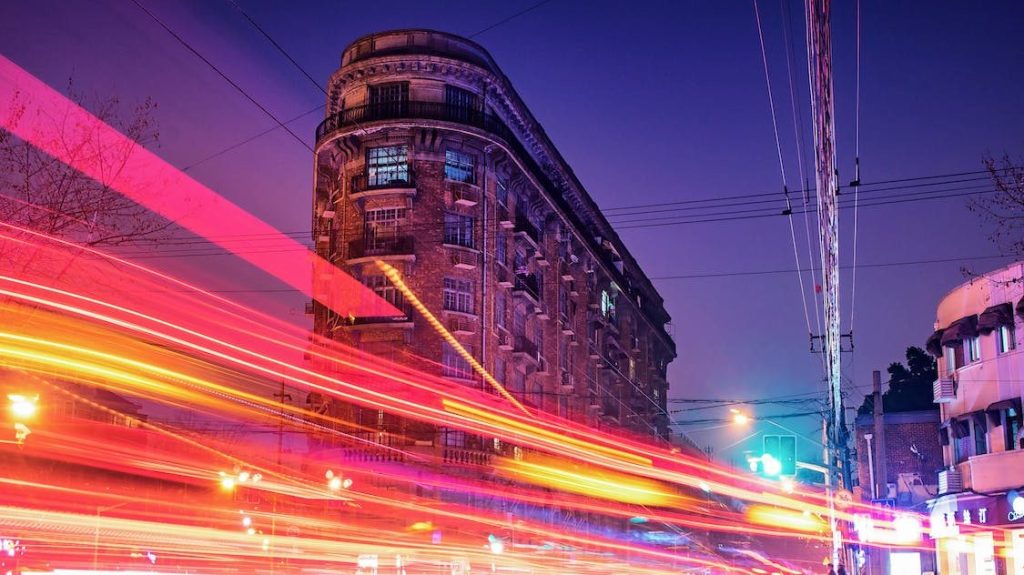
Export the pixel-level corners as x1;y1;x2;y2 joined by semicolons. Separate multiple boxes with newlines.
925;262;1024;575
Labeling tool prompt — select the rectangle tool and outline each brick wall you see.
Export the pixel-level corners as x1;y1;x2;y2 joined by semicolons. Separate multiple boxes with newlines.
855;411;942;495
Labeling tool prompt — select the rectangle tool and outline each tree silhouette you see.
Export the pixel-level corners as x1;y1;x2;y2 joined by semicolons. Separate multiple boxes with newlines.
857;347;938;416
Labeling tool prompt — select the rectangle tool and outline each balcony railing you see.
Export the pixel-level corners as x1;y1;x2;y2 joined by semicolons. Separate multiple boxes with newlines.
512;274;541;302
351;172;416;194
344;302;413;326
348;236;415;259
514;214;541;246
512;336;538;359
317;101;512;144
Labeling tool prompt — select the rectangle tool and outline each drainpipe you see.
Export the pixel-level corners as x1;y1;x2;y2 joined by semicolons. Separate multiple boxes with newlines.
480;149;488;392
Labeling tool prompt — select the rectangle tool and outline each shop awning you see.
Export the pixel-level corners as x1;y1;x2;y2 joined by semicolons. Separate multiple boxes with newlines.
926;329;944;357
987;397;1022;417
940;315;978;347
977;302;1014;333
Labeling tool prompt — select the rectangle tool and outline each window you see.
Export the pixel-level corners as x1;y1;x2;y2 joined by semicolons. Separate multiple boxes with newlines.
445;149;476;184
513;309;527;337
496;176;509;206
363;275;405;313
945;344;965;372
534;322;544;353
974;417;988;456
368;82;408;114
495;230;507;266
558;286;569;320
443;428;466;448
364;208;407;250
999;324;1017;354
1004;408;1022;451
601;290;615;319
366;145;409;187
558;394;569;418
529;383;544;409
442;342;473;380
494;356;506;384
510;371;526;398
495;293;506;329
559;337;569;372
444;212;475;248
967;336;981;363
443;278;474;314
445;85;479;122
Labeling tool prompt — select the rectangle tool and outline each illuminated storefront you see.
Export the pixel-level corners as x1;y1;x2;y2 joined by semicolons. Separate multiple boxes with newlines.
929;493;1024;575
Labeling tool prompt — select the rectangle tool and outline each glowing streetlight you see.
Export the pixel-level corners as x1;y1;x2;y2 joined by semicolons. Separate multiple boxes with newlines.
326;469;351;491
730;408;749;426
8;394;37;421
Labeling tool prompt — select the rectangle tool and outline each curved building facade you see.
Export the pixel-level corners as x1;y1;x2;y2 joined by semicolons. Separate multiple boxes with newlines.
925;262;1024;575
310;30;676;446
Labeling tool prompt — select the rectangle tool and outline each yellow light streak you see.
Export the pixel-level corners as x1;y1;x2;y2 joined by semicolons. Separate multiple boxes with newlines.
376;261;531;416
443;399;652;467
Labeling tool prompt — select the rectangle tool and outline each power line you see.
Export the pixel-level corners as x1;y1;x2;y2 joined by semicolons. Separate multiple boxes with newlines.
128;0;312;151
468;0;557;38
649;253;1012;281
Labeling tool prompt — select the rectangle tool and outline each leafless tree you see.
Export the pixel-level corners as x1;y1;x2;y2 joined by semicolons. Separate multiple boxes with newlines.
970;155;1024;256
0;80;172;245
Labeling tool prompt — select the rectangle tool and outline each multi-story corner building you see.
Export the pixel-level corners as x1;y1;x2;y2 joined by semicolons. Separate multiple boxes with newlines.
309;30;676;445
924;262;1024;575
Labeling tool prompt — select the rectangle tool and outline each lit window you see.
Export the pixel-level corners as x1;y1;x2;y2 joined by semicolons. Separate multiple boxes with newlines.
366;145;409;187
445;149;476;184
966;336;981;363
999;324;1017;354
441;342;473;380
601;290;615;318
443;212;475;248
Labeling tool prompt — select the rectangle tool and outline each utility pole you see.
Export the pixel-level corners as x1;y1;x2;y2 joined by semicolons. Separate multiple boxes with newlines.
271;382;292;575
805;0;850;564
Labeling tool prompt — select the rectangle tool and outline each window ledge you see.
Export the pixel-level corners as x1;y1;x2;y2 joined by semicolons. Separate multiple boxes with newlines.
441;309;479;320
443;243;480;254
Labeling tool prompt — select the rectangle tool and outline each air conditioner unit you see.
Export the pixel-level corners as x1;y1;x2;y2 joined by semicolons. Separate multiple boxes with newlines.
497;332;513;351
560;372;575;391
933;377;956;403
938;468;963;494
451;250;477;270
452;185;478;207
449;317;474;335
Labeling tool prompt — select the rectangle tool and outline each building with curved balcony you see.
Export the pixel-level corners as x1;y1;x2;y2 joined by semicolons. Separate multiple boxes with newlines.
309;30;676;447
924;262;1024;575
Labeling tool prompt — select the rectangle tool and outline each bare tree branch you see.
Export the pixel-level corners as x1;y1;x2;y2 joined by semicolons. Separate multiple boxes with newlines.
0;79;174;246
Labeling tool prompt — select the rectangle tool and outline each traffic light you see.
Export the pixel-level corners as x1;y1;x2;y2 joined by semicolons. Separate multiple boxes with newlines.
763;435;797;477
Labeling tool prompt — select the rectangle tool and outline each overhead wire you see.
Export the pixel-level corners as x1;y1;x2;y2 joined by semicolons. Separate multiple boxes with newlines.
127;0;312;152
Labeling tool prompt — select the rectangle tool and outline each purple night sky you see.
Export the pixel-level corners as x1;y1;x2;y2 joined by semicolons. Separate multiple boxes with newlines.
2;0;1023;462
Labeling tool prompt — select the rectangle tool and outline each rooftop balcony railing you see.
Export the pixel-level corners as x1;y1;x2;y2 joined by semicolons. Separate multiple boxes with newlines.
348;236;415;259
317;102;512;144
